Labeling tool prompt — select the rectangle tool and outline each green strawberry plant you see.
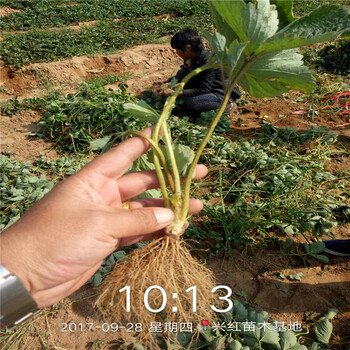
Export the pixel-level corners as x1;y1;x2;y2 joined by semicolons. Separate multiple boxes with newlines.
122;0;349;237
124;301;339;349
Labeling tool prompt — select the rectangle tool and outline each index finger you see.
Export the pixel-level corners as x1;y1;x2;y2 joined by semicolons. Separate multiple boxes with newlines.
80;127;153;179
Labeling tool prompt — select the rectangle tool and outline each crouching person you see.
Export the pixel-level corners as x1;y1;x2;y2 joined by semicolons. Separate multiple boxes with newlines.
161;28;241;119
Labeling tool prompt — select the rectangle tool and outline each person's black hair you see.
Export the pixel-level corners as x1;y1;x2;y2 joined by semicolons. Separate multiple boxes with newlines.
170;28;204;53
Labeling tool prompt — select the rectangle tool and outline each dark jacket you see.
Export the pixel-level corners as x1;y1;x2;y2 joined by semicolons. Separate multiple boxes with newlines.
175;49;241;101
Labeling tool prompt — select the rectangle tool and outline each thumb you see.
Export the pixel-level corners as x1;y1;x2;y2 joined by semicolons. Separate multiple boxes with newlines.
109;207;174;240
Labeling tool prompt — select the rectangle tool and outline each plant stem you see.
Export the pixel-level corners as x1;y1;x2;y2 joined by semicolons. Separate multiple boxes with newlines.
123;130;171;207
180;89;232;222
180;58;252;223
161;121;182;199
123;129;175;191
152;63;215;206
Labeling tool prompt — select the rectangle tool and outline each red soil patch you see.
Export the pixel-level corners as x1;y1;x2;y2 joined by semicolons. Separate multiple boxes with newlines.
0;110;60;161
1;18;122;38
0;42;178;101
0;43;180;162
0;7;20;16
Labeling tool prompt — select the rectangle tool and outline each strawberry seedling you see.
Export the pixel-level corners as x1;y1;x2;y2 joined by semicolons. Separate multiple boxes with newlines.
95;0;349;346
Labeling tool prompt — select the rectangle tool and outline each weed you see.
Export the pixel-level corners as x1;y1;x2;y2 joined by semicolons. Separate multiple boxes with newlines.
186;125;349;256
303;39;350;75
0;10;213;67
0;0;210;31
293;0;349;16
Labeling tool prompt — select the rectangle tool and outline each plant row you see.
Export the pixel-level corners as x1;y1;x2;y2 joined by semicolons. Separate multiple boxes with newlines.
0;0;70;10
3;0;346;31
0;0;209;31
0;15;213;67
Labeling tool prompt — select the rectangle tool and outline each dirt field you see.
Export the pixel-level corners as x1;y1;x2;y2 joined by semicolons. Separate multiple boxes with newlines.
1;39;350;350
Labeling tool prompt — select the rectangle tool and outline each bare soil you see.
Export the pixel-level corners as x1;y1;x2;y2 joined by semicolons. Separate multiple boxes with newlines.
0;43;178;161
0;7;20;16
0;42;349;349
0;18;123;38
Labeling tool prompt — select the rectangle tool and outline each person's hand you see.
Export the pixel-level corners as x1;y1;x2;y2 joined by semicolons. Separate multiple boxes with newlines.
0;128;207;308
161;87;175;97
161;88;184;97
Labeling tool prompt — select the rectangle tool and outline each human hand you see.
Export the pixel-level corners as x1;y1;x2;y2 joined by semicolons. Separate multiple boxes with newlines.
0;128;207;308
161;87;175;97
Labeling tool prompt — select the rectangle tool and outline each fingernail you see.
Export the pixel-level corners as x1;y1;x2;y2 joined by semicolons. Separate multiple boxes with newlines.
154;208;174;224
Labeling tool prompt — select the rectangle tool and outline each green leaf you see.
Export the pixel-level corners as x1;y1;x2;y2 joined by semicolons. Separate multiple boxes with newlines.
233;300;248;321
256;5;350;55
308;342;323;350
147;143;194;176
134;188;162;200
314;318;332;345
275;282;288;293
206;32;226;61
312;254;329;264
303;243;311;253
281;4;350;38
235;290;248;299
198;325;216;343
209;0;246;44
261;329;280;348
9;196;25;201
90;136;111;151
271;0;296;30
289;272;303;281
130;154;155;172
243;336;258;348
310;308;338;346
92;272;102;287
177;332;193;347
224;311;233;323
113;250;127;261
189;340;208;349
169;76;177;89
243;0;279;53
227;40;248;74
257;311;269;323
290;346;308;350
274;272;286;280
283;224;296;235
123;100;159;123
106;254;116;265
172;144;195;176
310;242;325;254
211;0;279;54
212;336;226;350
4;214;20;229
324;308;338;320
237;49;315;98
229;340;243;350
279;330;298;350
286;237;293;246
